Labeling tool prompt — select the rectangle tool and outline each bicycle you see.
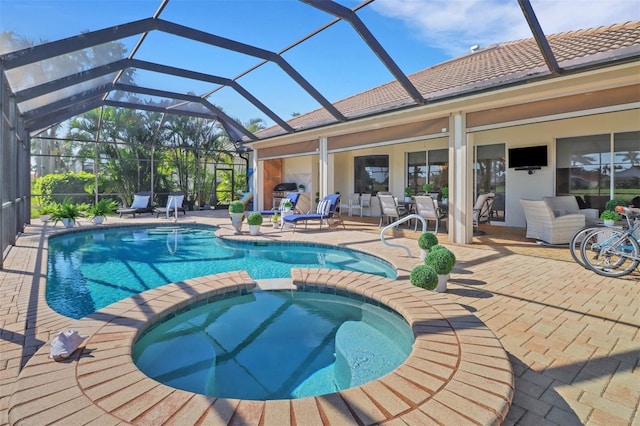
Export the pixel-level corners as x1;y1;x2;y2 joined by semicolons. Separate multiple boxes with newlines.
579;206;640;278
570;224;607;268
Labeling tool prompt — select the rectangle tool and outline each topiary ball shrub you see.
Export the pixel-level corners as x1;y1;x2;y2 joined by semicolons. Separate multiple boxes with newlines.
410;264;438;290
428;244;448;253
425;247;456;275
247;212;263;226
229;200;245;214
418;232;438;250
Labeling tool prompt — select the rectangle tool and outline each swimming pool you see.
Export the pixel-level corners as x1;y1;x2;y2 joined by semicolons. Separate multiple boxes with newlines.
133;290;414;400
46;225;396;318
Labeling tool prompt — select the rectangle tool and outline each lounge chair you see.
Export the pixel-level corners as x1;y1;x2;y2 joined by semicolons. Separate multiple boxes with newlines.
116;192;153;217
282;194;345;232
257;192;300;219
154;193;186;218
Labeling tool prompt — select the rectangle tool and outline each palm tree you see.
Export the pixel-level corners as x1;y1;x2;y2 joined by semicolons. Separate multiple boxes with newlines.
619;150;640;166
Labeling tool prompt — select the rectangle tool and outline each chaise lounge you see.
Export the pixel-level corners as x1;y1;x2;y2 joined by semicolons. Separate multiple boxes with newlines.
154;193;186;218
116;192;154;218
257;192;300;220
282;194;344;232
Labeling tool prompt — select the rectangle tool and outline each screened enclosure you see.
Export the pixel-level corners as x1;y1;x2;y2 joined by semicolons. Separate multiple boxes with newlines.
1;0;638;265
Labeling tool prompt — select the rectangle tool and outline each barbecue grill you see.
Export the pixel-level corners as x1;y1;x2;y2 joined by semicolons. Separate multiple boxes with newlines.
272;183;298;209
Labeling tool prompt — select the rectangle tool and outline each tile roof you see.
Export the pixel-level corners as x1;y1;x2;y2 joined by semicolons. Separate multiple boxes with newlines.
256;21;640;139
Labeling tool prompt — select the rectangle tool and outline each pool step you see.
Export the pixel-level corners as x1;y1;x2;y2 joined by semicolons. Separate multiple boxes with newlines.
255;278;296;290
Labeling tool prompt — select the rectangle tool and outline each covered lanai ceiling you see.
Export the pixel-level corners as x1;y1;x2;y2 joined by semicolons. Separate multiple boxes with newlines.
0;0;638;149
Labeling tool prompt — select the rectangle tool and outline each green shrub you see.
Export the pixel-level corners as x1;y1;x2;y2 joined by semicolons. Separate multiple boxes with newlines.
87;199;118;218
50;198;88;224
36;202;58;216
600;210;620;221
247;212;263;226
418;232;438;250
229;200;245;213
410;265;438;290
429;244;448;252
31;171;95;205
604;198;626;211
425;247;456;275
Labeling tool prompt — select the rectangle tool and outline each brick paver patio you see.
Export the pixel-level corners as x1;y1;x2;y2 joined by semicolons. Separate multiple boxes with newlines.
1;211;638;425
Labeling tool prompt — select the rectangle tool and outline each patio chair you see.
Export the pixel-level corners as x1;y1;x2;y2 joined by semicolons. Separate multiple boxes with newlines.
116;192;153;218
154;193;186;218
344;193;371;217
282;194;345;232
520;199;586;245
377;192;408;227
413;195;446;233
473;193;495;227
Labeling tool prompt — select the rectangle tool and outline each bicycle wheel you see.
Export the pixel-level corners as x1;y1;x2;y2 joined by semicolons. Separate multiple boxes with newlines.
580;228;640;277
570;226;604;268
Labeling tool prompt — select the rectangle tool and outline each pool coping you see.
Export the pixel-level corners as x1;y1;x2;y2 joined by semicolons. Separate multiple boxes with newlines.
9;268;513;425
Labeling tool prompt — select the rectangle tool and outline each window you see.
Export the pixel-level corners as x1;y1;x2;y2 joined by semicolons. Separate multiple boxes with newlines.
613;132;640;201
427;149;448;190
354;155;389;194
406;151;426;195
405;149;448;195
474;144;506;222
556;131;639;211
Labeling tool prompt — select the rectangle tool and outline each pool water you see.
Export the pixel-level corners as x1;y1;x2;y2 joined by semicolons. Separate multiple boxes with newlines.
132;291;414;400
46;225;395;319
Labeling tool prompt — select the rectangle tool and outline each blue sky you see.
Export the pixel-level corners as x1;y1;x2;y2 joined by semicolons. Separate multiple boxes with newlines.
1;0;639;129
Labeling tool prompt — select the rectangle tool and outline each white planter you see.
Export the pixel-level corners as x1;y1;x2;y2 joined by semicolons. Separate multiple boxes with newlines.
249;225;260;236
435;273;449;293
40;214;50;223
229;212;244;234
61;218;75;228
272;222;280;228
93;216;104;225
604;219;615;227
420;249;428;260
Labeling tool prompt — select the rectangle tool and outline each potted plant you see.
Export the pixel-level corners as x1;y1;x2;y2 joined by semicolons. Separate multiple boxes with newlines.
424;245;456;292
410;264;438;290
441;186;449;200
281;199;293;212
87;198;118;225
50;198;87;228
422;183;432;193
37;202;57;223
404;186;413;202
247;212;263;236
600;210;620;226
418;232;438;260
271;212;280;228
298;184;305;193
229;200;245;234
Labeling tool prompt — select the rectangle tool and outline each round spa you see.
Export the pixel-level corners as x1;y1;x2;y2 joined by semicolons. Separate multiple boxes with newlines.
132;289;414;400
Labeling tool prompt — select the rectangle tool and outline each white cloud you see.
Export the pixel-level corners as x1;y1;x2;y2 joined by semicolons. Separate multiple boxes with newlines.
372;0;640;57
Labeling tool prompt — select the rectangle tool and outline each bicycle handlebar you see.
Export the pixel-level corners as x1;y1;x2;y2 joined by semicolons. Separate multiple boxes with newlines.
615;205;640;218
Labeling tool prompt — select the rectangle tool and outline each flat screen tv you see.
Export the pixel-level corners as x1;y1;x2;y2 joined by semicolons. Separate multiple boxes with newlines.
508;145;548;170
